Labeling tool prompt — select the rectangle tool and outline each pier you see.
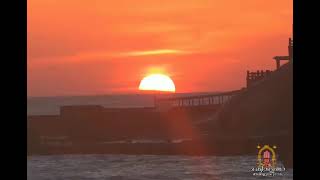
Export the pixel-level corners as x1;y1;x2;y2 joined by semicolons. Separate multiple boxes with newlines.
246;70;272;88
155;90;241;111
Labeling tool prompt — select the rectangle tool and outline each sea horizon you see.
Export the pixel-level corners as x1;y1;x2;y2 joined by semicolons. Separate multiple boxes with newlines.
27;90;232;115
27;90;229;99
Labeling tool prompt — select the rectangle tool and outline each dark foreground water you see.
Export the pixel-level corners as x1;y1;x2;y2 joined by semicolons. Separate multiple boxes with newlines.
27;155;293;180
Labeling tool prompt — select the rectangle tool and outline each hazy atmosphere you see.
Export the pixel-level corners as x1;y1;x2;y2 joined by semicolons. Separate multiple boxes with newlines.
28;0;292;96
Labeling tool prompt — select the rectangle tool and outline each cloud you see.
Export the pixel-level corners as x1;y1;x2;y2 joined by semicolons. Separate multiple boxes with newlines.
121;49;190;57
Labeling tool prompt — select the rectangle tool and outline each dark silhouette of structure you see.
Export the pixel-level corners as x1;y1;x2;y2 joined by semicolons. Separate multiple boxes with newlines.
155;90;241;111
246;70;272;88
246;35;293;88
273;38;293;69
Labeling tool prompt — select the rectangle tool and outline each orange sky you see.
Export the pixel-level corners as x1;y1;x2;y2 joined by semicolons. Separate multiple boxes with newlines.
27;0;292;97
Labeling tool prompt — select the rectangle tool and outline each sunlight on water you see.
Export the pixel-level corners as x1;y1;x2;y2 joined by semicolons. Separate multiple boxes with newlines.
28;155;293;180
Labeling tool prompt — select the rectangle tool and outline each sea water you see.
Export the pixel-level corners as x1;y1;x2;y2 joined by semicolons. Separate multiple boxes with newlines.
27;154;293;180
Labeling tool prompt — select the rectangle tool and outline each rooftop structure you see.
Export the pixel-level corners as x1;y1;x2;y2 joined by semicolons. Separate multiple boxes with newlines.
273;37;293;69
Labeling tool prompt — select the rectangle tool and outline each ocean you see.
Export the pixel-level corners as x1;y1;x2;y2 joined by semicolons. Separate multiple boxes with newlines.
27;94;155;115
27;93;220;115
27;154;293;180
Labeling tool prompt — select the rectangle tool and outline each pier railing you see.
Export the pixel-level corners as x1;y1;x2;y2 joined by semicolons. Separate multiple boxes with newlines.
246;70;272;88
155;90;242;110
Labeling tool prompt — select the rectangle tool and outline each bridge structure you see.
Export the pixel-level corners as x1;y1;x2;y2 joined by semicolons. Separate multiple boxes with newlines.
154;90;242;111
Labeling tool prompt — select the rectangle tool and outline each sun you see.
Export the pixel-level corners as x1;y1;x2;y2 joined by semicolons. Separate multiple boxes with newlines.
139;74;176;92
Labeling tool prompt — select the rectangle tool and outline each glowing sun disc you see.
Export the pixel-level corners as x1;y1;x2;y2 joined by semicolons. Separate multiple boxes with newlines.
139;74;176;92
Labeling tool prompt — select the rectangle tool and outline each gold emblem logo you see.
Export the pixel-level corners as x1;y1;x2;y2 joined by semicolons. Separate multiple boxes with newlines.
257;145;277;168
